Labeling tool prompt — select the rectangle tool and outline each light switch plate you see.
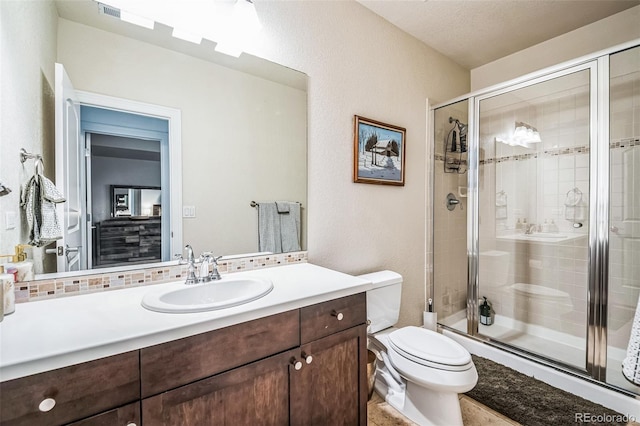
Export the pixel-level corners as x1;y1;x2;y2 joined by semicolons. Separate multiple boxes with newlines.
182;206;196;218
5;211;17;230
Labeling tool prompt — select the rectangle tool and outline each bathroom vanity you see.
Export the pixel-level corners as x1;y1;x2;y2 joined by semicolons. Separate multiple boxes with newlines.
0;263;371;425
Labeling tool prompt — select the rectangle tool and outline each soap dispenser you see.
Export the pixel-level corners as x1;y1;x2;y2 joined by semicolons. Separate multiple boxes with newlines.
480;297;493;326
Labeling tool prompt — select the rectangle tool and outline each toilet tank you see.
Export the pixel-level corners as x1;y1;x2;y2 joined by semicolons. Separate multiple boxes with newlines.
358;271;402;333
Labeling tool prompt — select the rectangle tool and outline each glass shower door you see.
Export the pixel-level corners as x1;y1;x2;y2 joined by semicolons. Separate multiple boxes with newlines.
608;45;640;393
475;66;592;371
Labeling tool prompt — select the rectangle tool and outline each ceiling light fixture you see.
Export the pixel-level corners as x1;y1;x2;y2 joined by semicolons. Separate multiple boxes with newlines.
496;121;542;148
215;0;262;57
171;28;202;45
96;0;262;58
120;10;155;29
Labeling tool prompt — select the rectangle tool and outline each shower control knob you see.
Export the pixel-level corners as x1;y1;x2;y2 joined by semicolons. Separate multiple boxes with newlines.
331;310;344;321
290;358;303;370
302;352;313;364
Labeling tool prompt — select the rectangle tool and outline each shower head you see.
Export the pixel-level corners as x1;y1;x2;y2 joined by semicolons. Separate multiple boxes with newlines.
449;116;467;132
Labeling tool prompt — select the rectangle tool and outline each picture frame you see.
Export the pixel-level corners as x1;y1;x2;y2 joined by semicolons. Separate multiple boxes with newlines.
353;115;406;186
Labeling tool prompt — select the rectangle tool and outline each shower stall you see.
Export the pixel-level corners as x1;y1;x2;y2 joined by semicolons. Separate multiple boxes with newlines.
432;41;640;396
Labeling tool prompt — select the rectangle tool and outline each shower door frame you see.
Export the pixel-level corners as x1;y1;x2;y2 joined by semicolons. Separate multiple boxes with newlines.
431;38;640;390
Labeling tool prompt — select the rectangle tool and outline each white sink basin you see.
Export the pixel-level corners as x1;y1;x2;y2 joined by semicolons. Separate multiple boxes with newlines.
141;276;274;313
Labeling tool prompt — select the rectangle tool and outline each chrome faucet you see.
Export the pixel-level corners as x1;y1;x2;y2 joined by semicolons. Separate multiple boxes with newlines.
176;246;223;284
176;244;199;285
202;252;222;281
524;224;537;235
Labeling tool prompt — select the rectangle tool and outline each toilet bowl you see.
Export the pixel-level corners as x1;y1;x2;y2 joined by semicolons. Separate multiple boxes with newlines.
360;271;478;426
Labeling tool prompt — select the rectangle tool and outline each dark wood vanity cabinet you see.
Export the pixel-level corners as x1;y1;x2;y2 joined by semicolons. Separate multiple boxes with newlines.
0;293;367;426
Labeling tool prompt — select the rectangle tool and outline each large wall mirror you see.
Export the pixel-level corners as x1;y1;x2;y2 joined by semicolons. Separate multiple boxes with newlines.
3;0;307;281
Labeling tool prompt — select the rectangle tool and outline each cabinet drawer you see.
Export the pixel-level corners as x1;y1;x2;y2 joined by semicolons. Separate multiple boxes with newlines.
300;293;366;344
0;351;140;426
140;309;300;397
67;402;140;426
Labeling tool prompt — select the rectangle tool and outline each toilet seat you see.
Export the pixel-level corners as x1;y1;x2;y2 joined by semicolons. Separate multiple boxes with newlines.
387;326;472;372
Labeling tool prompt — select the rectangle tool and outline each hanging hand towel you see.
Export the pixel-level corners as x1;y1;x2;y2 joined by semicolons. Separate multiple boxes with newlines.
278;202;301;253
275;201;290;214
20;174;66;247
258;203;282;254
257;202;301;254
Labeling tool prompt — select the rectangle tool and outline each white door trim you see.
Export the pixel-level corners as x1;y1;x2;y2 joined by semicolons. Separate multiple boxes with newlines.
76;90;183;259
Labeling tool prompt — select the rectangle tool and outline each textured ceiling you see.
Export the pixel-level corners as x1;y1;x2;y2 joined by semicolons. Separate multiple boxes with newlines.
357;0;640;69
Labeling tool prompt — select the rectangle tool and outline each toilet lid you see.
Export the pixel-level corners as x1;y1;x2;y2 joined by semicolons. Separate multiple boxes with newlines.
388;326;472;371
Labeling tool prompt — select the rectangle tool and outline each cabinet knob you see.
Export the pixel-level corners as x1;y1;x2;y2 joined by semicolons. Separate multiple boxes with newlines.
290;358;303;370
302;352;313;364
38;398;56;412
126;423;137;426
331;310;344;321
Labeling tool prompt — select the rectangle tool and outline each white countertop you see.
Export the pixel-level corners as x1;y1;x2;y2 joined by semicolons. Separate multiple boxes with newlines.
0;263;372;382
495;232;587;244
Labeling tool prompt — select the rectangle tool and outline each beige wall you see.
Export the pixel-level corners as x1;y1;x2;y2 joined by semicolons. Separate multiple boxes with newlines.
246;1;470;327
0;1;57;263
471;5;640;91
57;18;307;257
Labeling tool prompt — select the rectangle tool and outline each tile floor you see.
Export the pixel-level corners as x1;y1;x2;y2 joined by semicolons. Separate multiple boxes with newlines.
367;393;520;426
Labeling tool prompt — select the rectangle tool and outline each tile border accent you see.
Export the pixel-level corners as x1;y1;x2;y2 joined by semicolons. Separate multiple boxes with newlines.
15;251;308;303
435;138;639;166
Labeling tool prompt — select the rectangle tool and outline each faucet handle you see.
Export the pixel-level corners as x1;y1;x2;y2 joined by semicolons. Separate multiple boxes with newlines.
175;253;186;264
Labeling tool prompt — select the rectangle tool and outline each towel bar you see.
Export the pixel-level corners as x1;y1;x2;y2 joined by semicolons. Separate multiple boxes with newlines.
250;201;302;208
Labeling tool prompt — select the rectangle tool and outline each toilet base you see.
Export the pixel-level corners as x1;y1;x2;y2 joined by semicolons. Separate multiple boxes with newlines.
375;367;465;426
402;381;464;426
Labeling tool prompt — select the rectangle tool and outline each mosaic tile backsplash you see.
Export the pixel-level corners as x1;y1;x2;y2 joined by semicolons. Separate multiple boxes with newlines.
15;251;308;303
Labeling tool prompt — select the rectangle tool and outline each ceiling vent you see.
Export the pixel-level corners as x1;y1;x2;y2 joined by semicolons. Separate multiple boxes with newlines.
97;2;121;19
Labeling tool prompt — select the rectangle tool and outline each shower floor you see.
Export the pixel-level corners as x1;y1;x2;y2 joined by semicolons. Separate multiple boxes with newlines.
442;312;637;394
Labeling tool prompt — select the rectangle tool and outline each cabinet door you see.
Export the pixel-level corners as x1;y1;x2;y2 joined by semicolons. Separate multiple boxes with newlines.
142;350;296;426
290;325;368;426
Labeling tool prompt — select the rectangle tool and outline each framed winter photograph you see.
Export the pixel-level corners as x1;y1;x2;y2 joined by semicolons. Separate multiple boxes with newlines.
353;115;406;186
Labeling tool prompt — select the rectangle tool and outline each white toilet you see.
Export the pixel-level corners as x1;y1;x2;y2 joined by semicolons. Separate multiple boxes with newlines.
479;250;574;318
360;271;478;426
